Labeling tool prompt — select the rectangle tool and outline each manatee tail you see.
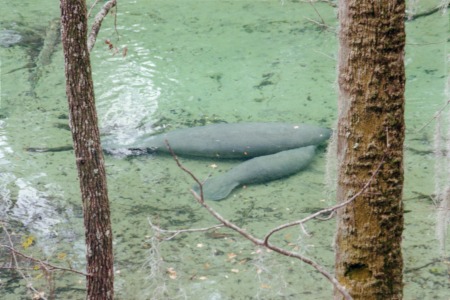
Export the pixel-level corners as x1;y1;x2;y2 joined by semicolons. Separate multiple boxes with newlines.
192;176;239;201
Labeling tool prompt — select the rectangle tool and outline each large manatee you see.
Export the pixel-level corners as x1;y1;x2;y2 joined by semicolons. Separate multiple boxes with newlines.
119;122;331;159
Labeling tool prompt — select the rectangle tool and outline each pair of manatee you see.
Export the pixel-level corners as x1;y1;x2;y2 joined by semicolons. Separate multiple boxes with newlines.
113;122;331;201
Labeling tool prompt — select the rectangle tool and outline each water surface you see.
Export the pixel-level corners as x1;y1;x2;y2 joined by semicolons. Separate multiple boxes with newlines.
0;1;448;299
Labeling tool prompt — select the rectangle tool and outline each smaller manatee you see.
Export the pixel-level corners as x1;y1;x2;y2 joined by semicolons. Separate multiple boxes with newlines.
193;145;317;200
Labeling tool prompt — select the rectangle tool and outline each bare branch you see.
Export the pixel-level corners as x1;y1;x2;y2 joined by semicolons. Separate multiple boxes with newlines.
164;140;206;202
87;0;117;52
189;189;266;244
263;158;384;244
299;0;337;7
1;224;90;278
148;218;223;241
87;0;102;18
164;141;353;300
1;245;90;277
308;1;326;26
417;99;450;132
407;3;450;21
2;224;44;298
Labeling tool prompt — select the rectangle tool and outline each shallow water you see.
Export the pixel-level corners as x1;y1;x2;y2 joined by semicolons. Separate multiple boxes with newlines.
0;1;448;299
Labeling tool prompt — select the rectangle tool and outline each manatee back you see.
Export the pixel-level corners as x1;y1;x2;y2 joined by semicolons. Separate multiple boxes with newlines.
155;123;330;158
227;145;316;184
195;146;316;200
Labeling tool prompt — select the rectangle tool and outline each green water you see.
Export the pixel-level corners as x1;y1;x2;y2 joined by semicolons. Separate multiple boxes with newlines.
0;1;448;299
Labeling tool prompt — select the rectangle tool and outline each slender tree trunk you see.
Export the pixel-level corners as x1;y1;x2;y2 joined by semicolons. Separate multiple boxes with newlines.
60;1;114;299
334;1;405;299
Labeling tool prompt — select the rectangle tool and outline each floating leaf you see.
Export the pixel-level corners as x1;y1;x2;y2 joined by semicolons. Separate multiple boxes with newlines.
21;235;35;249
227;253;237;261
166;267;177;279
57;252;67;260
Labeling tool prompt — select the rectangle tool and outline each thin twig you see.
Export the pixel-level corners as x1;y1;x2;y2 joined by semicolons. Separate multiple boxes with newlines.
3;225;45;298
313;50;336;61
299;0;337;7
1;224;90;278
263;158;384;244
407;3;450;21
0;266;41;271
299;222;312;237
314;210;335;221
148;218;223;241
404;258;442;273
87;0;101;18
2;245;90;277
164;140;205;202
308;1;326;26
417;99;450;132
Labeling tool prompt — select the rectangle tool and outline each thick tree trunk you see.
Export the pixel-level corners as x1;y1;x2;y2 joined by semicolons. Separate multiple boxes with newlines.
334;1;405;299
60;1;114;299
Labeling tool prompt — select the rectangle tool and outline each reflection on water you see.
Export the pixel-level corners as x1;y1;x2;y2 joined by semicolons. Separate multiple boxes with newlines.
12;178;60;244
96;43;161;145
0;120;13;165
0;121;75;260
0;120;15;223
0;29;22;48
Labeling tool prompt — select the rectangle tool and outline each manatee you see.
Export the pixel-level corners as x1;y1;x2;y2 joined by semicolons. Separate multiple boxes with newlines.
192;145;317;200
117;122;331;158
26;122;330;200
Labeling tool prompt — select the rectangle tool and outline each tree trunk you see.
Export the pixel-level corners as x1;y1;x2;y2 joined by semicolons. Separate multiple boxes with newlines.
334;1;405;299
60;1;114;299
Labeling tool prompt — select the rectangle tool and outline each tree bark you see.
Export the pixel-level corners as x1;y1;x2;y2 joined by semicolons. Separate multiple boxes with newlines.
60;1;114;299
334;1;405;299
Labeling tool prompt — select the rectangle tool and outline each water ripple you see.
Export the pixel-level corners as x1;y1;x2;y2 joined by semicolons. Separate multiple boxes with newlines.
95;43;161;145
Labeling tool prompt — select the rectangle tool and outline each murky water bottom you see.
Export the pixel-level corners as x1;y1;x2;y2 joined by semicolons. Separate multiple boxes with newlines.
0;1;448;299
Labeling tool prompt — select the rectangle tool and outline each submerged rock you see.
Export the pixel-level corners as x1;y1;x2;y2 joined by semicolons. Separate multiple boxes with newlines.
0;29;22;47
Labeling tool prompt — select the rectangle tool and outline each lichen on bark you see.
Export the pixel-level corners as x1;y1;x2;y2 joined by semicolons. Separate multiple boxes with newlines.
334;0;405;299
